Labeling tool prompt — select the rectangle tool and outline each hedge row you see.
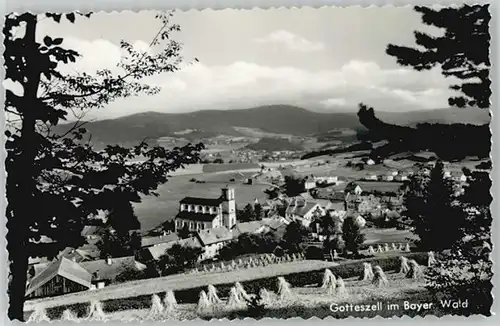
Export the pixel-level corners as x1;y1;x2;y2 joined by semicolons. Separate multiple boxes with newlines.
46;252;426;319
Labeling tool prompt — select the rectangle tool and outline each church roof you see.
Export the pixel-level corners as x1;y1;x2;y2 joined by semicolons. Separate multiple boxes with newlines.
179;197;223;206
175;211;218;222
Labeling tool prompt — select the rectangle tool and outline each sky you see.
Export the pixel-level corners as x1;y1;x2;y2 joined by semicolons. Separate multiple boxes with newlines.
31;7;460;120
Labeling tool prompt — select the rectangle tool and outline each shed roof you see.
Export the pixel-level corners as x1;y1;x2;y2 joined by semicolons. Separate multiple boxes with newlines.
26;257;92;297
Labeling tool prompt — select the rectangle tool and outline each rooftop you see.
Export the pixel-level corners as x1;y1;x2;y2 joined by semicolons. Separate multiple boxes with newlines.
80;256;146;282
145;237;202;260
179;197;223;206
196;226;234;246
141;233;179;248
26;257;92;297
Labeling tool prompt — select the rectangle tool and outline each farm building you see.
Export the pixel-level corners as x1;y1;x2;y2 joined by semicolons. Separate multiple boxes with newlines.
174;187;237;232
25;257;93;299
195;227;234;260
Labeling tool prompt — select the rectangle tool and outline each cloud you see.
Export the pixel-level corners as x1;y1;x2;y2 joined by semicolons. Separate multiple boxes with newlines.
254;30;325;53
57;37;152;75
321;98;348;107
27;37;458;119
93;59;458;119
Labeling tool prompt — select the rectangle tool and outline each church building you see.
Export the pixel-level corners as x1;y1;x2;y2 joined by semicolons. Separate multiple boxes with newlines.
174;187;237;232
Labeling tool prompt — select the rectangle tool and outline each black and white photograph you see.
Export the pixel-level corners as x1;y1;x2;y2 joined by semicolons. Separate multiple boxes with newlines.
3;4;494;321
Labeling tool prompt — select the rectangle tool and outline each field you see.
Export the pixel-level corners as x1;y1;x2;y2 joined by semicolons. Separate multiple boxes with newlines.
362;228;418;245
100;272;432;321
33;254;450;321
25;260;338;311
202;163;260;173
134;172;270;231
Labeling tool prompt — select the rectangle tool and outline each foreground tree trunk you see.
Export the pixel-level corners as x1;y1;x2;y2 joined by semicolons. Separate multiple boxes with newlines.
7;15;40;321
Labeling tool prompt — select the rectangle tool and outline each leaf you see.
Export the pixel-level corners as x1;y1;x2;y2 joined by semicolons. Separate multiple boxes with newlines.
52;38;63;45
43;36;52;46
66;13;76;23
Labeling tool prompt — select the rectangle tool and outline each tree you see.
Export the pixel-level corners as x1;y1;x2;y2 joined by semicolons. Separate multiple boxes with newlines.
96;229;142;259
238;203;256;223
177;224;191;239
323;235;344;258
254;203;263;220
342;216;365;256
159;244;203;275
4;12;203;320
283;175;305;197
315;214;339;238
404;162;463;251
425;170;493;315
386;5;491;108
283;221;308;253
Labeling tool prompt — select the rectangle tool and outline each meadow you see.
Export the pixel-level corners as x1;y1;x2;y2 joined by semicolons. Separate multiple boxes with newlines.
31;252;443;321
362;228;418;246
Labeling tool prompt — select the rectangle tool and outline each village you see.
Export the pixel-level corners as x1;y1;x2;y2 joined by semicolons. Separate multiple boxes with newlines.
23;149;480;320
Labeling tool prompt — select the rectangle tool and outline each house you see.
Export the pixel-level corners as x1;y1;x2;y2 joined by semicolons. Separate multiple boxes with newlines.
366;159;375;165
349;185;363;195
394;174;409;182
25;257;93;299
353;215;367;228
366;174;378;181
141;232;179;248
384;175;394;181
304;177;317;190
138;237;202;263
451;171;467;182
195;227;234;261
80;256;147;288
444;170;452;178
174;187;237;232
285;198;325;228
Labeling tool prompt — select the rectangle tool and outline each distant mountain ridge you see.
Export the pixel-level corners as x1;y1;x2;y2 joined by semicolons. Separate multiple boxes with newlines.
56;105;490;146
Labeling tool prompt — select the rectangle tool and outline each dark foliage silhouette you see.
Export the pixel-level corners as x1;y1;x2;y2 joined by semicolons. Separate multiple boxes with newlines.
387;5;491;108
357;104;490;160
4;12;203;320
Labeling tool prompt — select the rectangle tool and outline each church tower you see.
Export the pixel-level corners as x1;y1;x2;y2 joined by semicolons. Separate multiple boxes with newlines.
221;186;237;229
